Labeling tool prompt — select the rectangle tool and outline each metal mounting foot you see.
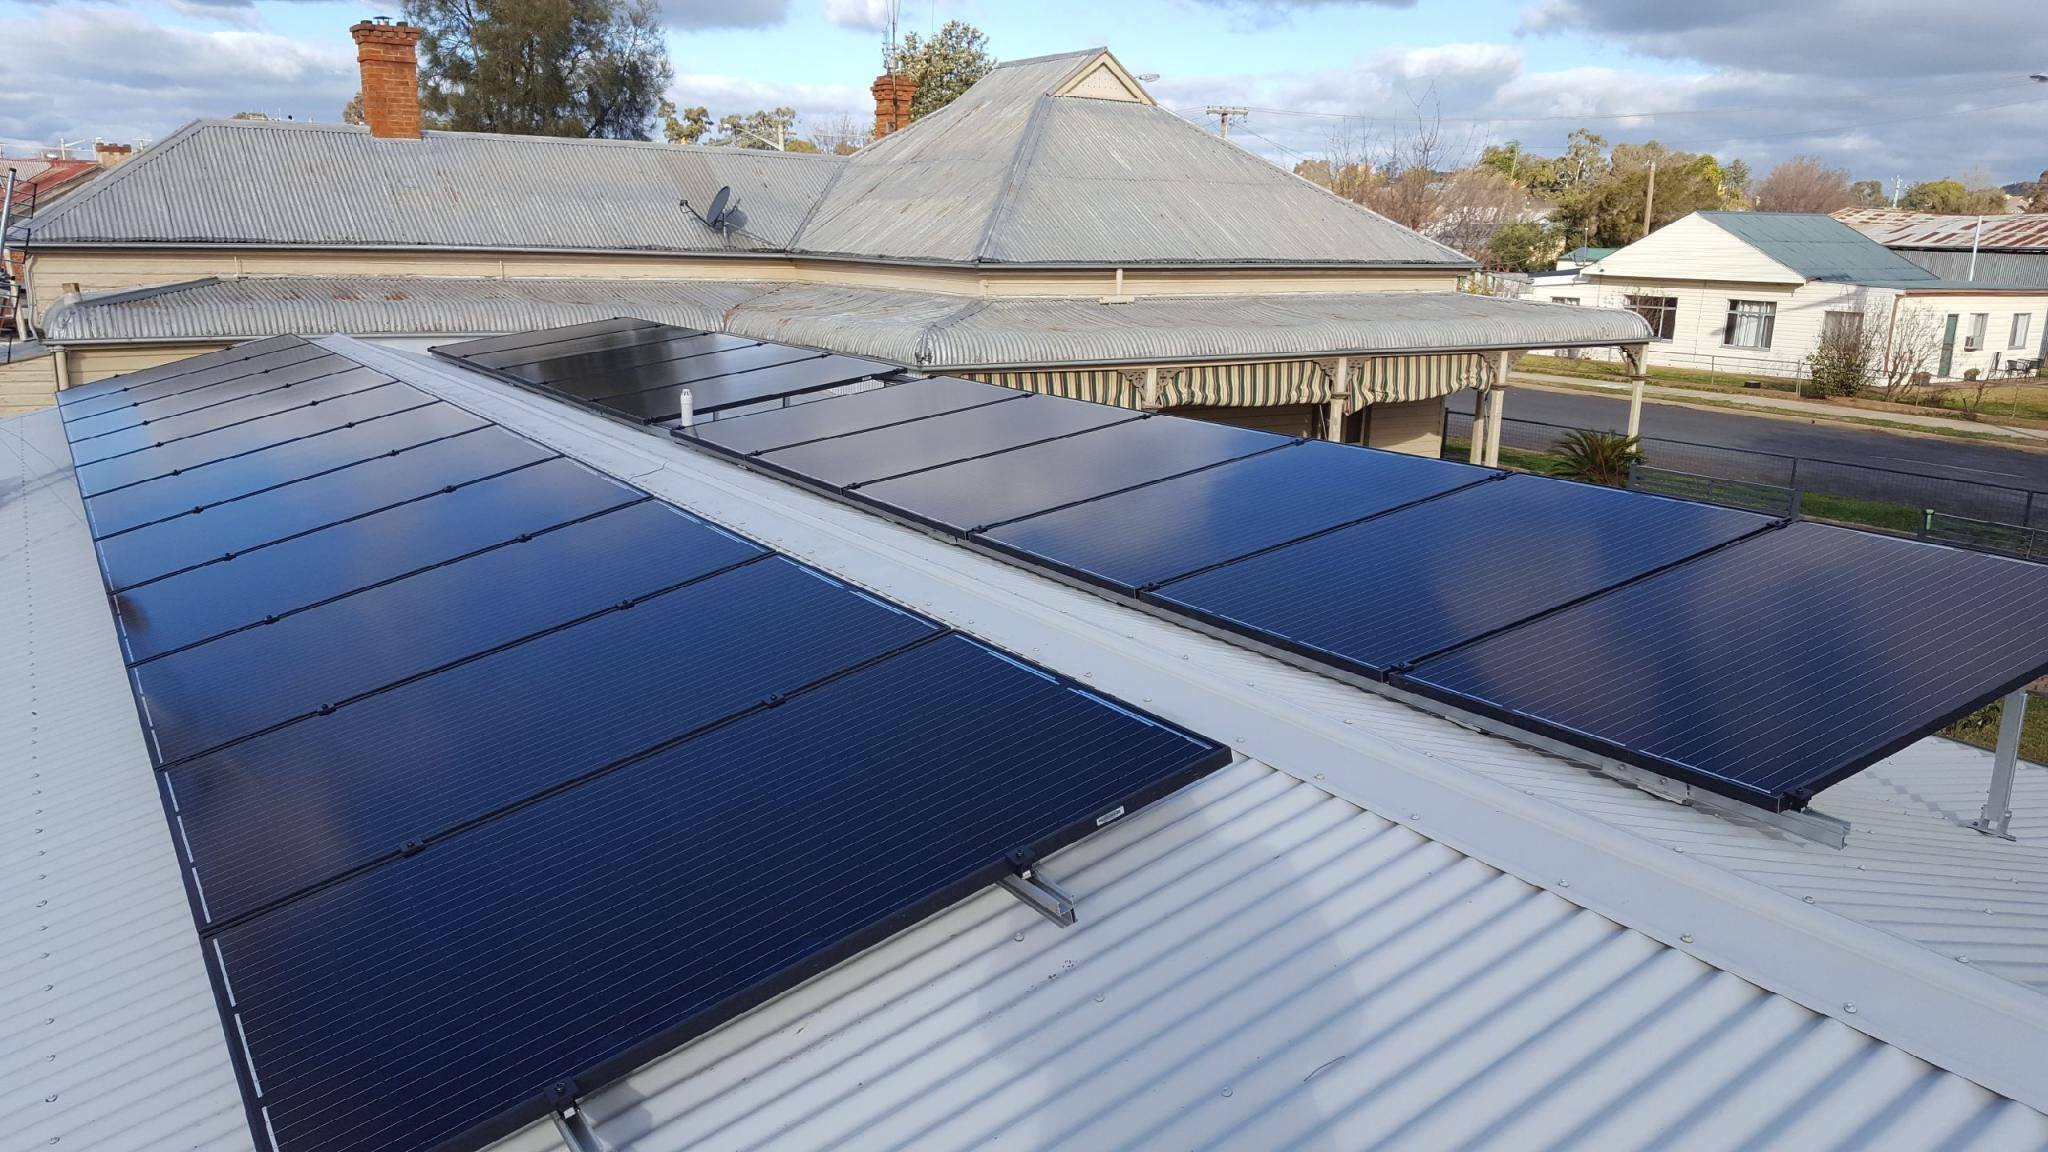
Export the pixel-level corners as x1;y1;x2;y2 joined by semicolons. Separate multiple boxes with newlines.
1001;868;1078;927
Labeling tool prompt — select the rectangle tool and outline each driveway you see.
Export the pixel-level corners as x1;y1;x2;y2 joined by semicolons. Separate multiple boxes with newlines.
1446;386;2048;523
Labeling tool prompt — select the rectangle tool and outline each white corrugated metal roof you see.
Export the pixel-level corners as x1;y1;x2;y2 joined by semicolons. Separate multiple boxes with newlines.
0;408;253;1152
40;276;1649;367
336;340;2048;1139
11;334;2048;1152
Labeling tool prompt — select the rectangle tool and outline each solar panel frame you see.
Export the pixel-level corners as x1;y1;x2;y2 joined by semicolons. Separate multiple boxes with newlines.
1393;520;2048;810
683;375;1026;457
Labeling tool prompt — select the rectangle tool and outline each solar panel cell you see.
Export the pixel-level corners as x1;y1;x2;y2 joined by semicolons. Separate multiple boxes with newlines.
57;338;324;414
169;557;941;925
1396;521;2048;808
114;457;641;660
1148;474;1772;680
449;317;671;368
132;500;763;763
504;330;756;385
66;366;398;465
96;426;557;591
688;375;1024;456
604;354;898;424
78;403;486;534
213;633;1224;1152
60;353;370;438
855;413;1288;533
980;441;1493;593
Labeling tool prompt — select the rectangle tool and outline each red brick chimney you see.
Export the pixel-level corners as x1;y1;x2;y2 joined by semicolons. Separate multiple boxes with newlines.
871;73;916;140
350;18;424;139
93;141;133;168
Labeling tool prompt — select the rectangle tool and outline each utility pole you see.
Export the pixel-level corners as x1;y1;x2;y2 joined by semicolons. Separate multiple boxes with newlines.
1206;106;1249;140
1641;160;1657;240
1891;175;1901;208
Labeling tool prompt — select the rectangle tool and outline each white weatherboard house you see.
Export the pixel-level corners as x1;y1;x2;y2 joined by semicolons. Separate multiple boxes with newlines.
1527;212;2048;381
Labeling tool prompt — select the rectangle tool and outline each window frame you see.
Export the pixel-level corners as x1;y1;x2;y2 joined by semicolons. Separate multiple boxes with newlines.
1821;310;1864;344
2012;313;2034;351
1964;313;1988;352
1624;294;1679;341
1723;299;1777;350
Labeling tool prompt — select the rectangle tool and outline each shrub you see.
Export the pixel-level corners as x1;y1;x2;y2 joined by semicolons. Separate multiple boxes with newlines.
1549;430;1643;487
1805;313;1880;398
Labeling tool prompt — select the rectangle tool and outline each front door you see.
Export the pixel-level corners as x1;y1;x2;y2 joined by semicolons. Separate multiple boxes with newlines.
1939;313;1959;377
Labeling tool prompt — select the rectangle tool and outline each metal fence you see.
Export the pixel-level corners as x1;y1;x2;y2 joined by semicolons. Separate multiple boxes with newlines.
1627;464;1801;518
1918;512;2048;561
1445;411;2048;529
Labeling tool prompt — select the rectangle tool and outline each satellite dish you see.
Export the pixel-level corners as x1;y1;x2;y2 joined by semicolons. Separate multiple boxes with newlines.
706;186;733;229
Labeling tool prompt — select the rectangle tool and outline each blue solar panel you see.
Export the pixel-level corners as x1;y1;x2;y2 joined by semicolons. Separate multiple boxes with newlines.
96;427;556;591
1148;474;1773;680
60;352;369;439
168;557;942;925
211;633;1224;1152
755;393;1138;489
57;337;326;416
980;441;1495;593
78;403;486;533
66;366;398;466
114;458;641;661
688;376;1024;457
132;500;764;763
1397;522;2048;809
72;383;438;497
853;414;1290;533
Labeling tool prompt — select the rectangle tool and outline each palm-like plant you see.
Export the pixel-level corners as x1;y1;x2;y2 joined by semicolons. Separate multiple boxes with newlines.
1549;430;1644;487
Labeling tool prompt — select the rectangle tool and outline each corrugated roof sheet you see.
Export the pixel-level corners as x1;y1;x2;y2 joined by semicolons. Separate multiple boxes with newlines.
41;276;1649;367
1837;208;2048;253
25;50;1470;269
25;119;836;253
0;407;254;1152
1896;249;2048;290
1699;212;1948;284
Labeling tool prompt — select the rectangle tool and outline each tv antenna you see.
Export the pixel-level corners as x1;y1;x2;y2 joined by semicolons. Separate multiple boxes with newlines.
881;0;901;74
679;185;743;236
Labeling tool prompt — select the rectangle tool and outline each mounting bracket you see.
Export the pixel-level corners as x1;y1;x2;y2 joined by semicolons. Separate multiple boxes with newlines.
551;1099;613;1152
1000;867;1078;927
1970;690;2026;841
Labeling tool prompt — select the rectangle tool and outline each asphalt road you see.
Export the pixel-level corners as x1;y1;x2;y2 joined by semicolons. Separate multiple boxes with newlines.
1446;386;2048;523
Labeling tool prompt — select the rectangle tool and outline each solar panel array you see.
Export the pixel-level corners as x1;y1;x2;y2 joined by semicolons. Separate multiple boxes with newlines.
433;316;904;426
566;329;2048;814
59;337;1229;1152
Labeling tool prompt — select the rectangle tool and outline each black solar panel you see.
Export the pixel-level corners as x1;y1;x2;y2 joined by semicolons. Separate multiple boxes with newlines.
63;338;1228;1152
60;352;371;438
600;353;897;424
169;557;942;925
1147;474;1773;680
753;392;1137;489
80;403;486;534
854;414;1290;533
688;375;1023;457
57;337;324;414
211;633;1223;1152
437;316;666;368
132;500;762;763
66;366;398;466
96;426;555;591
73;383;438;497
114;458;640;660
979;441;1496;592
1396;521;2048;809
500;329;758;385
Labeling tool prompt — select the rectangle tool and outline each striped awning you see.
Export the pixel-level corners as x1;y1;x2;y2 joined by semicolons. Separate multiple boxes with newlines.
960;368;1138;407
1351;353;1494;406
1158;360;1332;408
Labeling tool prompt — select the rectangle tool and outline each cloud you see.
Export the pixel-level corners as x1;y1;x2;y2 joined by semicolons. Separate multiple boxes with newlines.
823;0;893;32
667;72;872;132
658;0;789;28
0;8;355;148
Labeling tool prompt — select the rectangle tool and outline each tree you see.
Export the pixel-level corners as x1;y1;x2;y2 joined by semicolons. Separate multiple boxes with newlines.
808;114;868;156
342;92;365;126
231;111;272;121
1805;309;1880;398
1720;158;1752;208
1484;220;1556;273
1899;178;2006;215
659;101;710;144
1850;179;1888;207
1754;155;1854;213
893;20;994;121
710;107;798;150
1550;431;1643;487
407;0;673;139
2028;170;2048;214
1550;140;1729;247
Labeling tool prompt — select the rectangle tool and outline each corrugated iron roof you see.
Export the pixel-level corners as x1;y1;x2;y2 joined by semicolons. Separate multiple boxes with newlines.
40;276;1649;367
1897;249;2048;290
1698;212;1950;284
1837;208;2048;253
24;50;1470;270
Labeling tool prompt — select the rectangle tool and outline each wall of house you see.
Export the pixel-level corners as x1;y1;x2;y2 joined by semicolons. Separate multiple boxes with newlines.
0;352;60;416
1363;397;1445;456
23;248;1463;326
1893;294;2048;380
1526;276;1889;379
67;342;230;386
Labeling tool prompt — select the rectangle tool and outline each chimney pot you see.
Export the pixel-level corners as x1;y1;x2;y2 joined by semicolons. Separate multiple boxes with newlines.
350;18;425;139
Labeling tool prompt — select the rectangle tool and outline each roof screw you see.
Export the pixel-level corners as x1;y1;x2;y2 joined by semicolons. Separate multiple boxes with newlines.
1802;895;1815;904
1557;879;1569;888
1958;956;1972;964
1221;1087;1233;1098
1843;1003;1858;1015
1094;992;1104;1002
1680;934;1694;944
1013;932;1025;942
1313;773;1325;780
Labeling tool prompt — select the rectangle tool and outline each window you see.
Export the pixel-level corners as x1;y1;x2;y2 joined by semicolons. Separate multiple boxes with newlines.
2013;313;2034;351
1964;313;1988;351
1553;296;1580;306
1821;311;1863;343
1625;294;1678;341
1723;300;1776;349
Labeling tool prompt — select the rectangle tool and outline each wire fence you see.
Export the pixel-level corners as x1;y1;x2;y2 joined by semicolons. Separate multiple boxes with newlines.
1444;411;2048;530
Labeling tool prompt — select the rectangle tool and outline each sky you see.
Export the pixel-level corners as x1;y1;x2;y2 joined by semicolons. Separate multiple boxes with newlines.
3;0;2046;188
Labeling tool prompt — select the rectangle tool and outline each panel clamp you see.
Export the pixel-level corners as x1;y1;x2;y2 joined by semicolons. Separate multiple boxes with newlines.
548;1083;614;1152
1000;866;1078;928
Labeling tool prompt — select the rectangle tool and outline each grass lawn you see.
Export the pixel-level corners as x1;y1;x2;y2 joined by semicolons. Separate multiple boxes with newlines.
1943;692;2048;765
1922;379;2048;424
1517;354;1803;394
